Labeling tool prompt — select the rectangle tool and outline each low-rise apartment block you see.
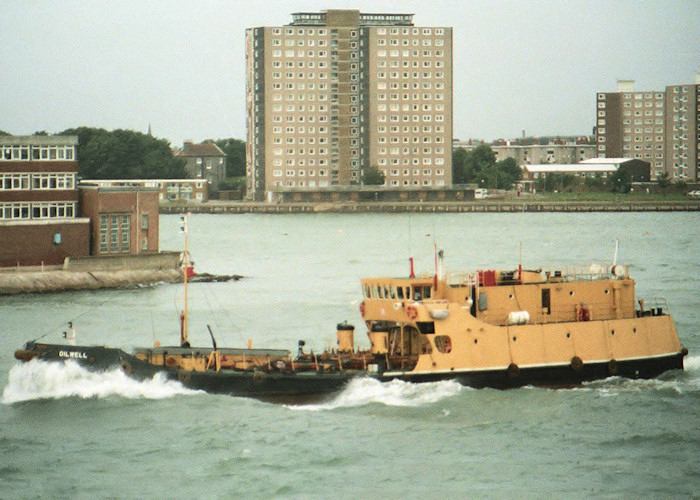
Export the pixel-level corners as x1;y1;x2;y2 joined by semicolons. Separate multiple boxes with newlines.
81;179;209;202
453;138;597;165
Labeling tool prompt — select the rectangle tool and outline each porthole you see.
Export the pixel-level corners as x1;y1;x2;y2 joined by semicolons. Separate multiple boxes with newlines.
611;330;615;335
569;291;574;296
604;289;609;294
508;294;514;299
566;333;571;338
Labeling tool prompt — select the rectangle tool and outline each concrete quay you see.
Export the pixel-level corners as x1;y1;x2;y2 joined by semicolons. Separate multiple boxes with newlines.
161;200;700;214
0;252;181;295
0;268;181;295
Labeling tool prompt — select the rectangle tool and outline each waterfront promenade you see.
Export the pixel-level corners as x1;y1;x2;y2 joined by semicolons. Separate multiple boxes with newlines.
161;199;700;214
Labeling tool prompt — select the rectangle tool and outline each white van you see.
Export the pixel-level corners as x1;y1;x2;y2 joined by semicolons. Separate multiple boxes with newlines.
474;188;488;199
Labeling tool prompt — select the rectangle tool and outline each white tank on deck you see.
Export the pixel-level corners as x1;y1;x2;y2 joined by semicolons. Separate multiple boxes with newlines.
507;311;531;325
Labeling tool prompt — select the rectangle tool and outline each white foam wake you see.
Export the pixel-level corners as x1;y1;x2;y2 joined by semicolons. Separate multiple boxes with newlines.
2;359;196;404
683;355;700;374
290;377;464;411
579;355;700;395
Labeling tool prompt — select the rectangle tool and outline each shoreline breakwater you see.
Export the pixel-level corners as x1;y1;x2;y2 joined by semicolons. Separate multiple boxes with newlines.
161;200;700;214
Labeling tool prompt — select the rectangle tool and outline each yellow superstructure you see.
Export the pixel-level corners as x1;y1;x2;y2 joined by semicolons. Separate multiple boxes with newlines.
359;264;685;382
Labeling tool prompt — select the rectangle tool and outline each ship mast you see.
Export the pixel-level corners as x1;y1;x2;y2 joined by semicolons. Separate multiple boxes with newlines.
179;213;190;347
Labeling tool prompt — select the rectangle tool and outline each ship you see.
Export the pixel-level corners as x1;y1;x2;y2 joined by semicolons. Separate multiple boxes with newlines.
12;219;688;402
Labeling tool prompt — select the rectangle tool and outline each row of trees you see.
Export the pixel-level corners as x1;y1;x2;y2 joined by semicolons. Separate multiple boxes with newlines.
452;144;522;189
59;127;187;179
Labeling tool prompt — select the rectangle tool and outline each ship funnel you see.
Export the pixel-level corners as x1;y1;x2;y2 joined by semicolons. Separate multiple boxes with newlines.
368;329;389;354
336;322;355;353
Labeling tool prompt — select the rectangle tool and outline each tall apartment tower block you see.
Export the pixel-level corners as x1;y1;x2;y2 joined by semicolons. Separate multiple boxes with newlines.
246;10;453;201
665;80;700;182
596;76;700;181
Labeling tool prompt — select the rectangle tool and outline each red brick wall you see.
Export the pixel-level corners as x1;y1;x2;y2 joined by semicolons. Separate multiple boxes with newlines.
79;188;159;255
0;221;90;267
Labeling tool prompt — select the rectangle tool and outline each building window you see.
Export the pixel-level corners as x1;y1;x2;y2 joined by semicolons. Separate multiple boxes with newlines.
99;213;131;254
121;215;130;251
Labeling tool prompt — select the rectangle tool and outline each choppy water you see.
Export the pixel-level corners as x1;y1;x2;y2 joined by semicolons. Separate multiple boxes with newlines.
2;212;699;498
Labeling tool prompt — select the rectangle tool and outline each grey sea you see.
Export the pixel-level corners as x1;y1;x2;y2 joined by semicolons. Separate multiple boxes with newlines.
2;212;699;499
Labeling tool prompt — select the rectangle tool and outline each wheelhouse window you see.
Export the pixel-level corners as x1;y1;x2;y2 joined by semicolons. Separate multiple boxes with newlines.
412;285;431;301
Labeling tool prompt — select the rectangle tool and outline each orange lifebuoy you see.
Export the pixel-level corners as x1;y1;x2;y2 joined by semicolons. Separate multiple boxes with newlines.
406;304;418;320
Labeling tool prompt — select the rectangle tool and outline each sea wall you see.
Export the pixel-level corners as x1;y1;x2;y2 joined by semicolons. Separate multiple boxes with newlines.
64;251;180;272
161;200;700;214
0;269;181;295
0;252;181;295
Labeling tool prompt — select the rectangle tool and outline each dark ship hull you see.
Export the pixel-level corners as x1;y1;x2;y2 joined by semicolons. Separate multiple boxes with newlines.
14;341;359;403
14;341;685;403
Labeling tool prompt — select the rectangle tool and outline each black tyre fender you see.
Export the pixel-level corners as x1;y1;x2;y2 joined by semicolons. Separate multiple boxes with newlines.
252;370;267;385
571;356;584;372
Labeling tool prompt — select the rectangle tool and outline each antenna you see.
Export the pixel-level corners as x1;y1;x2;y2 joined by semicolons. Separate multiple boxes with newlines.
180;213;190;347
408;215;414;278
613;238;619;266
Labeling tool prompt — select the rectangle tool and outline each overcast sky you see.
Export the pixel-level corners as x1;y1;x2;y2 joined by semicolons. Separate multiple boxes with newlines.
1;0;698;146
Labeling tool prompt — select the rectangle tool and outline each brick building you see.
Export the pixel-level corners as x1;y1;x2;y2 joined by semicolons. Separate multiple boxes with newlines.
0;135;90;266
79;185;159;256
0;135;163;267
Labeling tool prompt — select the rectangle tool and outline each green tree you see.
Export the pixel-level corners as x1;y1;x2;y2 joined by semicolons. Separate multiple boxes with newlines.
656;172;671;195
362;165;386;185
214;138;246;177
584;173;604;188
219;177;246;191
467;144;497;185
60;127;187;179
608;168;632;193
452;147;470;184
0;130;11;136
452;144;498;185
494;157;522;189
